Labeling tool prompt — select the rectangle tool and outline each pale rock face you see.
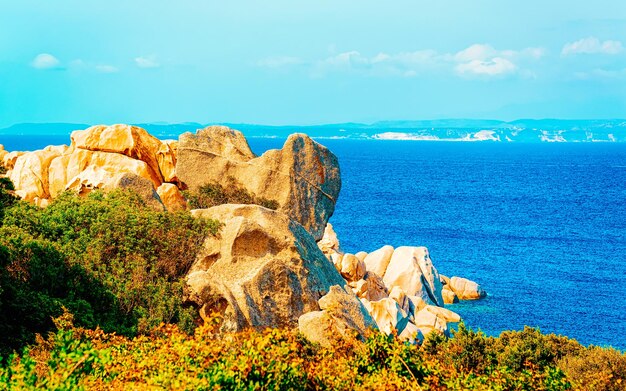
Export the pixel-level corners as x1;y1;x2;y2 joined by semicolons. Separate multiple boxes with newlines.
440;274;451;285
355;251;368;262
317;223;341;258
317;285;376;335
449;276;486;300
398;321;423;344
157;183;187;212
340;253;366;282
367;298;409;335
55;149;163;197
71;124;166;183
2;151;26;170
299;285;376;347
382;246;444;307
0;145;6;164
442;285;459;304
177;127;341;240
186;204;349;331
389;286;411;315
413;307;449;336
351;272;388;302
363;245;394;278
330;252;343;272
157;140;178;183
10;149;65;201
424;305;461;323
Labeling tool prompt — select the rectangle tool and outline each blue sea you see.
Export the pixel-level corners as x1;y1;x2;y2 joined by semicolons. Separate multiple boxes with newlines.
3;135;626;350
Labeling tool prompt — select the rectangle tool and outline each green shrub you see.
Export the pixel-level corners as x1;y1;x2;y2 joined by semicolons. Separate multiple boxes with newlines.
184;176;279;210
559;346;626;391
0;188;220;355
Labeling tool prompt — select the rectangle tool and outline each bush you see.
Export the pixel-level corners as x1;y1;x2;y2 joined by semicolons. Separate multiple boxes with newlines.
559;346;626;391
184;176;279;210
0;188;220;355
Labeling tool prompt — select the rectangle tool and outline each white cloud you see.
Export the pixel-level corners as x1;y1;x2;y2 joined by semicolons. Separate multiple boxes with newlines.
259;43;543;79
31;53;62;70
562;37;623;56
455;44;497;62
257;56;303;68
95;65;119;73
135;55;160;68
456;57;517;76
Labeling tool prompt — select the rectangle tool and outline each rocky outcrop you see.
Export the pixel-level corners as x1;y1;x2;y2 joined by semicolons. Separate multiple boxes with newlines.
315;226;487;342
298;285;376;347
177;126;341;240
5;124;181;210
447;276;486;300
156;183;187;212
185;204;356;332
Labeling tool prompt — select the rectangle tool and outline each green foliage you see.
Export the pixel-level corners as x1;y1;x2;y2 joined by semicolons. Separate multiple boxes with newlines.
0;188;219;355
0;163;18;220
559;346;626;391
184;176;279;210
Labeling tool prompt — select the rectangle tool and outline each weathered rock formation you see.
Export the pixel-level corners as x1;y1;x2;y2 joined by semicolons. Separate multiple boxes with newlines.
446;276;487;300
5;124;179;209
298;285;376;347
176;126;341;240
185;204;359;332
314;224;486;343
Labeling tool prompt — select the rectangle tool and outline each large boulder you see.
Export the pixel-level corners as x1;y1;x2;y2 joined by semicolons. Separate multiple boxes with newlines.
382;246;445;307
448;276;486;300
176;126;341;240
363;245;394;278
157;183;187;212
185;204;350;332
9;148;67;201
70;124;169;183
50;149;163;197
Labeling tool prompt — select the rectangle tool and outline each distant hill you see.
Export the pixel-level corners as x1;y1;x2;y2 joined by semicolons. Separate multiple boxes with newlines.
2;119;625;142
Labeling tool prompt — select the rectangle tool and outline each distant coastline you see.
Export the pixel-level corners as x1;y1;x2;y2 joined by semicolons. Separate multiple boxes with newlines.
1;119;625;143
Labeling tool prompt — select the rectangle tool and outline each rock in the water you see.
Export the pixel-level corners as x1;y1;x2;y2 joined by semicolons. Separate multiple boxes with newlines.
177;126;341;240
186;204;348;331
157;183;187;212
449;276;486;300
363;245;394;278
382;246;445;307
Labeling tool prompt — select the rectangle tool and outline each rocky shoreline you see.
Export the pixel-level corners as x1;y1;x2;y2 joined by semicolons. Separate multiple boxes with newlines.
0;124;486;344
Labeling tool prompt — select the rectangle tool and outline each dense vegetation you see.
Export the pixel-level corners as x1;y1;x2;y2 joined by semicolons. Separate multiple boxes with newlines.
0;176;219;355
1;314;625;390
184;176;279;210
1;169;625;390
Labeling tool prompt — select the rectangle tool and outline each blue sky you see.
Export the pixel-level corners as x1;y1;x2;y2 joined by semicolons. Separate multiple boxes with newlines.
1;0;625;127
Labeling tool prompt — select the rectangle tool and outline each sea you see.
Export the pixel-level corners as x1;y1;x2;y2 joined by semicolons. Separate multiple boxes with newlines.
2;134;626;350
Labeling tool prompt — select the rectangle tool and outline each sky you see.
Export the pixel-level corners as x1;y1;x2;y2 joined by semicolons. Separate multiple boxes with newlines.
1;0;625;127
